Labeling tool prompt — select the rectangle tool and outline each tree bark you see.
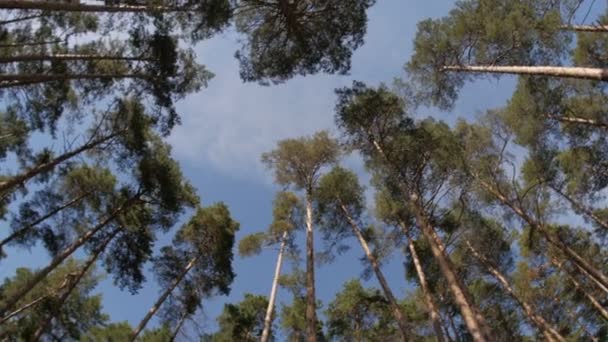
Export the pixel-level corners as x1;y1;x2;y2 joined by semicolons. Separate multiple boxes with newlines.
0;293;51;324
0;54;151;64
399;221;445;342
169;312;188;342
365;133;493;342
545;113;608;130
0;73;149;89
560;24;608;32
0;196;135;317
31;228;121;341
442;65;608;82
261;230;288;342
473;176;608;292
0;1;177;12
551;258;608;322
0;132;119;195
304;190;317;342
339;204;409;341
0;192;90;253
130;256;198;341
410;199;493;342
464;240;565;342
550;185;608;231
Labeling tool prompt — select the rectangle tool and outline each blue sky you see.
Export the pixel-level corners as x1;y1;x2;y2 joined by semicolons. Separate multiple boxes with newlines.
3;0;605;339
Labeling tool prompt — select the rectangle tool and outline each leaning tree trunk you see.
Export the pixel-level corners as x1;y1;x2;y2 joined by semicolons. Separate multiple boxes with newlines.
560;24;608;32
545;114;608;130
339;204;409;341
304;190;317;342
410;199;494;342
31;228;121;341
474;176;608;292
0;192;90;253
0;0;176;12
0;133;119;195
465;240;565;342
399;222;446;342
0;54;151;64
169;312;189;342
0;73;148;89
261;230;289;342
130;256;198;341
366;134;493;342
549;185;608;231
0;196;135;317
551;258;608;322
442;65;608;82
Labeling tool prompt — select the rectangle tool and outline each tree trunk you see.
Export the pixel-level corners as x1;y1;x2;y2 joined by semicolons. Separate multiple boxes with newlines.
261;230;288;342
304;190;317;342
0;192;90;253
169;312;188;342
0;73;148;89
550;186;608;231
473;176;608;292
31;228;121;341
0;54;151;64
410;199;493;342
551;258;608;322
339;204;409;342
545;114;608;130
399;221;445;342
365;133;492;342
130;256;198;341
0;133;119;195
0;196;135;316
560;24;608;32
464;240;565;342
0;0;177;12
0;293;52;324
442;65;608;82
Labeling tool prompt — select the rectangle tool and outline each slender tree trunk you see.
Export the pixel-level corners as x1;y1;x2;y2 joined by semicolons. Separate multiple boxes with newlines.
399;222;445;342
0;1;177;12
0;192;90;253
304;190;317;342
473;176;608;292
339;204;409;341
0;293;51;324
130;256;198;341
0;133;119;194
550;186;608;231
366;134;492;342
464;240;565;342
545;114;608;130
0;196;135;316
0;54;151;64
410;199;493;342
31;229;121;341
169;312;188;342
0;73;148;89
551;258;608;322
560;24;608;32
442;65;608;82
261;230;288;342
0;40;64;48
0;14;46;25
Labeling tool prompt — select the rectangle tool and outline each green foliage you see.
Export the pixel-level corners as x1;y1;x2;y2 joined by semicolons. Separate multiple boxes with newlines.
212;293;270;342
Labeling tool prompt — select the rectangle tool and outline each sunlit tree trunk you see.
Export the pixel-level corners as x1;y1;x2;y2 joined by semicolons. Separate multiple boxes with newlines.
304;189;317;342
261;230;288;342
0;73;148;89
0;0;176;12
0;54;151;64
560;24;608;32
130;256;198;341
0;196;136;316
550;186;608;231
465;240;565;342
545;114;608;130
399;222;446;342
340;204;409;341
31;229;120;340
442;65;608;82
0;133;119;195
0;192;90;253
